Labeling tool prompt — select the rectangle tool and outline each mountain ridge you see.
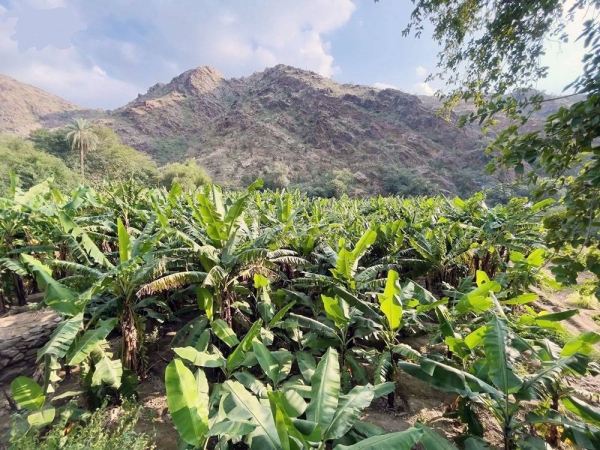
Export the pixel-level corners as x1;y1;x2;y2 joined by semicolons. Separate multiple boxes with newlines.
0;65;523;195
0;73;92;136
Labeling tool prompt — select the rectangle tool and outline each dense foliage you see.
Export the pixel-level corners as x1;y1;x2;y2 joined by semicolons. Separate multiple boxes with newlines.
401;0;600;296
29;126;159;186
8;401;154;450
2;177;599;449
0;136;79;195
159;159;212;191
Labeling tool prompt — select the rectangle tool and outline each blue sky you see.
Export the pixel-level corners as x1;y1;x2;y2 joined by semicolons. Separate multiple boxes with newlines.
0;0;588;109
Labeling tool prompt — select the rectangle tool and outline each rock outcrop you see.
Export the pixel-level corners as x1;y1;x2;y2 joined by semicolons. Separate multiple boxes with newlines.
101;64;487;194
0;309;61;384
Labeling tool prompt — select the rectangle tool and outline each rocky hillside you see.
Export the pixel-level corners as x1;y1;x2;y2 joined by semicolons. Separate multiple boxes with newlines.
5;66;571;195
102;65;490;195
0;74;89;136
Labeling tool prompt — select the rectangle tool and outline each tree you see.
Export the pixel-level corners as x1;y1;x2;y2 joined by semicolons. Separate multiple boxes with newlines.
31;126;159;186
65;118;99;180
159;159;211;190
400;0;600;295
262;163;290;190
0;136;78;195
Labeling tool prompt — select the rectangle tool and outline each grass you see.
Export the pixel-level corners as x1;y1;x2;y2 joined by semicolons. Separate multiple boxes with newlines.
567;282;600;310
8;401;155;450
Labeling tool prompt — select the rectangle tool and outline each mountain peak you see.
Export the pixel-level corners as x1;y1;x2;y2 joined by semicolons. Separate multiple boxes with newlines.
174;66;225;94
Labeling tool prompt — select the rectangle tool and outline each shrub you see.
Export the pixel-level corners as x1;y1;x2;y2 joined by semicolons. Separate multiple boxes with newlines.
381;166;434;197
8;401;154;450
0;135;79;195
261;163;290;190
159;159;211;190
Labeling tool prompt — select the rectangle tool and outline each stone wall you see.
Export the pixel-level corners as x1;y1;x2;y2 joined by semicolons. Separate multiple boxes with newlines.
0;309;61;384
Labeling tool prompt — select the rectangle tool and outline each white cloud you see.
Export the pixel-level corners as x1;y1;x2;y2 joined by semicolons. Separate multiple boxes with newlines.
92;65;106;76
24;0;68;9
413;82;435;95
0;0;357;108
415;66;427;78
0;11;142;108
374;82;398;90
75;0;356;88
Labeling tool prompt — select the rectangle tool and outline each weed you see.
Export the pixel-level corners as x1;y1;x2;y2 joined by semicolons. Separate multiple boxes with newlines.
8;401;154;450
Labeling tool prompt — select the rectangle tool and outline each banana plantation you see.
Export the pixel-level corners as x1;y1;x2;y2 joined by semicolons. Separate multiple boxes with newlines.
2;176;600;450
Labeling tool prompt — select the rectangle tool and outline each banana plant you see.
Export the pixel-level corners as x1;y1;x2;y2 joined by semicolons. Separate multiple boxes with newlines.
144;181;307;332
166;346;439;449
171;319;264;380
497;248;557;296
288;290;381;391
10;376;58;429
399;315;600;449
374;270;424;408
0;176;54;306
25;216;170;376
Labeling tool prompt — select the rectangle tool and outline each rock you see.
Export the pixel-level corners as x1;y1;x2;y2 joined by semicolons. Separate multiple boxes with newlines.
25;348;39;358
2;348;19;358
11;352;24;363
353;171;369;184
0;338;19;351
1;365;27;382
0;309;60;383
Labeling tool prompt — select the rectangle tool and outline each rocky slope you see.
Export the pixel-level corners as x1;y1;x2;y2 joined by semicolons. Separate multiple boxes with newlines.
4;66;571;195
0;74;89;136
102;65;489;195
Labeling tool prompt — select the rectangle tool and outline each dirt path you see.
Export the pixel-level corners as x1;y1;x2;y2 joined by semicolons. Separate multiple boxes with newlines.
531;281;600;340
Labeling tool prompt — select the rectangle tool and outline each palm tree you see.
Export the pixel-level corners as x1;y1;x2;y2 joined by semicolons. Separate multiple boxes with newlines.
65;118;99;180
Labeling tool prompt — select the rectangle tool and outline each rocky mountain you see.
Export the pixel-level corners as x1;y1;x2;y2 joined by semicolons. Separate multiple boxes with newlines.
0;74;90;136
101;65;491;195
4;65;570;195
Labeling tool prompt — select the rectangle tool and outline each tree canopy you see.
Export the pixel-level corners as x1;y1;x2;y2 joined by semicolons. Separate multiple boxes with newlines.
159;159;211;190
401;0;600;294
0;136;79;195
30;126;159;187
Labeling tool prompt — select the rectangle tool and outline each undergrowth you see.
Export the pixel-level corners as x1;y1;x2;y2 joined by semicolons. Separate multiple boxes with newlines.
8;401;154;450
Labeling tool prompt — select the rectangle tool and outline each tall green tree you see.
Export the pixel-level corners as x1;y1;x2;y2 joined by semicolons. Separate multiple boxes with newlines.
65;118;99;180
400;0;600;295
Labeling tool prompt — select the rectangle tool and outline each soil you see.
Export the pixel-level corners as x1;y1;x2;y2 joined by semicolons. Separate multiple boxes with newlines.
531;282;600;346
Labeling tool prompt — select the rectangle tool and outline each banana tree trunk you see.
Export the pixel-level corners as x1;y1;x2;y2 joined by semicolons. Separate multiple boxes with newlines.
13;274;26;306
5;236;26;306
121;303;141;374
220;290;233;327
547;394;560;446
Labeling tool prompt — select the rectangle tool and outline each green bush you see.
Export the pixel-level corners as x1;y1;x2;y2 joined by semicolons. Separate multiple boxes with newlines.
159;158;211;190
261;163;290;190
29;126;159;187
381;166;434;197
0;135;79;195
484;183;532;206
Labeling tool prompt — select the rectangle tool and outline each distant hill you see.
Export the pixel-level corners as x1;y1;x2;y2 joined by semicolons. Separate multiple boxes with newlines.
0;66;578;196
0;74;90;136
101;65;490;195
